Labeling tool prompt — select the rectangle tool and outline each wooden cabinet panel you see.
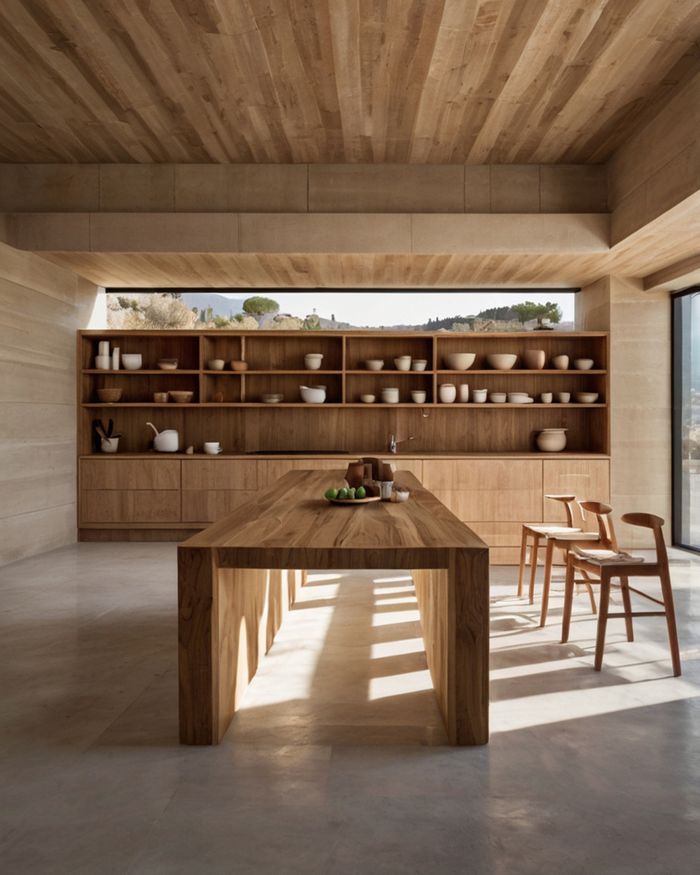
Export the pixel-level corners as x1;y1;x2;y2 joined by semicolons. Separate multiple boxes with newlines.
542;459;610;523
426;460;542;522
181;459;259;491
391;459;423;481
81;490;180;523
80;458;180;490
468;522;523;547
182;490;257;523
259;459;344;488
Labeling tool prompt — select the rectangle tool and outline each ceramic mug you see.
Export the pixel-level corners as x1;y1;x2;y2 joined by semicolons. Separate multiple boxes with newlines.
380;480;394;500
204;441;223;455
540;392;553;403
556;392;571;403
472;388;488;403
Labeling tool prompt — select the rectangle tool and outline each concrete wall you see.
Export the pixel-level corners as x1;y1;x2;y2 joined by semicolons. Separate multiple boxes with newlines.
577;277;672;547
0;241;102;565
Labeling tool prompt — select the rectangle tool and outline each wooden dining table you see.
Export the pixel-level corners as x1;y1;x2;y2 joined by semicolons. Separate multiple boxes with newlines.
178;469;489;746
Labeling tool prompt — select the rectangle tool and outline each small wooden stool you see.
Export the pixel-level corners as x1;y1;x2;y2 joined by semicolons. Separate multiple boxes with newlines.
561;511;681;676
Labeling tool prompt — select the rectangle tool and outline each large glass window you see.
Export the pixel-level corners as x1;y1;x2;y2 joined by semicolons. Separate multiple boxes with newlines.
673;289;700;551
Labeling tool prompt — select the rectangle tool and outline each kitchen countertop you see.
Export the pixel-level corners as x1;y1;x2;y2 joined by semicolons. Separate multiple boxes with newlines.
81;451;610;460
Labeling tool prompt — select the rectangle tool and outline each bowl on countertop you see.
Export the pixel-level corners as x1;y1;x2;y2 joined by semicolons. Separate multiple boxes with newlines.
121;353;142;370
157;358;178;370
487;353;518;370
444;352;476;370
169;390;194;403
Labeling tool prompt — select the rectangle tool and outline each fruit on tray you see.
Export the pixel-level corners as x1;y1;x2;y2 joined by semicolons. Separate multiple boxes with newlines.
324;485;368;501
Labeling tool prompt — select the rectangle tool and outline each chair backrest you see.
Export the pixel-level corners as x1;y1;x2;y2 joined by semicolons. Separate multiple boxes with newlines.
545;494;579;528
621;512;668;567
579;501;618;550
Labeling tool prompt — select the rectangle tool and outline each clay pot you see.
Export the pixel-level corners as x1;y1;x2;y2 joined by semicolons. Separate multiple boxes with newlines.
439;383;457;403
345;461;365;488
536;429;567;452
522;349;546;369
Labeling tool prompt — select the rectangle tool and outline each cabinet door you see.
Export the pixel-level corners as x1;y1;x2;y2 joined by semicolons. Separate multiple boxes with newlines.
259;459;344;488
81;490;180;523
424;460;542;522
542;460;610;523
80;459;180;490
182;490;257;523
181;460;259;491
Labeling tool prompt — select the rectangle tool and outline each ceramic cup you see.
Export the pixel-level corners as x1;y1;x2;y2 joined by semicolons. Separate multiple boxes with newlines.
95;355;111;370
472;388;488;403
552;354;570;370
153;392;169;403
457;384;469;403
540;392;553;403
380;480;394;500
411;390;427;404
394;356;412;371
556;392;571;403
204;442;223;455
439;383;457;403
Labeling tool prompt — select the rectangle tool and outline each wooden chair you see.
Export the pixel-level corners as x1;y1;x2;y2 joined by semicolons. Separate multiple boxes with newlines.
561;512;681;676
518;494;582;603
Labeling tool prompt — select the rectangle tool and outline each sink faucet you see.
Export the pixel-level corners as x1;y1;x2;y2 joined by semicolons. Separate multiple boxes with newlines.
388;433;415;454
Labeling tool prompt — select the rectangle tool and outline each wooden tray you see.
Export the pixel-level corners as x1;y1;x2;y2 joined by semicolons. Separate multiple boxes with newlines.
326;496;381;506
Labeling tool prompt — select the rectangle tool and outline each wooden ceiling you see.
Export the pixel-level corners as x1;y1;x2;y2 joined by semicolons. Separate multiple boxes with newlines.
0;0;699;164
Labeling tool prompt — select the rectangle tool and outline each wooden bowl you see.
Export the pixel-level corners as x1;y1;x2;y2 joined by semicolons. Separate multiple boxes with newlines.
157;358;179;370
169;391;194;403
231;360;248;371
97;388;123;403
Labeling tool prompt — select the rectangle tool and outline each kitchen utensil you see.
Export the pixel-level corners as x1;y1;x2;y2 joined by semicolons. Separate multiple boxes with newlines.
552;354;569;370
457;384;469;403
157;358;178;370
95;355;111;370
204;442;222;455
146;422;180;452
489;392;506;403
262;393;284;403
122;354;142;370
381;387;400;404
379;480;394;500
411;390;427;404
365;359;384;370
556;392;571;403
300;385;326;403
574;392;599;403
394;356;412;371
360;394;376;403
111;347;120;370
522;349;546;369
153;392;169;403
231;360;248;371
574;358;594;370
439;383;456;403
304;353;323;370
540;392;553;403
169;391;194;403
472;388;488;403
412;359;428;371
208;359;225;370
97;388;122;403
487;353;518;370
536;428;567;452
444;352;476;370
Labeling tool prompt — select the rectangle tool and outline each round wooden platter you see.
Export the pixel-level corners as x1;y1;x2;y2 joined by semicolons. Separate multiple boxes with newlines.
326;495;381;506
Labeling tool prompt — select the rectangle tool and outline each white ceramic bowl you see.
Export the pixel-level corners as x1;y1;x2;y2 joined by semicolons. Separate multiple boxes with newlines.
411;390;427;404
574;358;594;370
489;392;507;403
540;392;553;403
472;388;488;403
121;353;142;370
381;387;400;404
552;355;570;370
365;359;384;371
507;392;530;404
360;394;376;404
208;359;225;370
574;392;599;403
394;356;412;371
304;353;324;370
487;353;517;370
300;385;326;403
536;429;568;452
392;488;410;503
412;359;428;371
262;393;284;404
556;392;571;403
444;352;476;370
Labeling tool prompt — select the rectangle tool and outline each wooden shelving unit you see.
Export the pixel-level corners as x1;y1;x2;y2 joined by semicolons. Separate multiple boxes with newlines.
78;329;609;455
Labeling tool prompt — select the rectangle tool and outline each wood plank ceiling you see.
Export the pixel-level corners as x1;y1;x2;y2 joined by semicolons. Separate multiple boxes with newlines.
0;0;699;164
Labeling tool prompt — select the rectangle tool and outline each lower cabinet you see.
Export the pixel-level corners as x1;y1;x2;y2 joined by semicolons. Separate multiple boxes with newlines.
81;489;181;524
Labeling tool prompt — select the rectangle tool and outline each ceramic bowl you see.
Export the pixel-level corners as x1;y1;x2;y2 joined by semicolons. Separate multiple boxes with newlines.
153;392;169;403
574;358;594;370
522;349;546;369
304;353;324;370
365;359;384;371
157;358;178;370
574;392;599;404
412;359;428;371
392;488;410;503
394;356;412;371
231;360;248;371
360;394;376;404
489;392;507;403
121;354;142;370
551;354;570;370
381;387;400;404
300;385;326;403
444;352;476;370
536;429;568;452
262;393;284;404
208;359;225;370
411;390;427;404
507;392;531;404
97;388;123;403
556;392;571;403
540;392;553;404
169;391;194;404
472;388;488;403
487;353;518;370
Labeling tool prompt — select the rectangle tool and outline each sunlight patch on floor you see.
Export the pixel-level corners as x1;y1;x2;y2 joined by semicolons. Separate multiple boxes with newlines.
371;638;425;659
369;669;433;700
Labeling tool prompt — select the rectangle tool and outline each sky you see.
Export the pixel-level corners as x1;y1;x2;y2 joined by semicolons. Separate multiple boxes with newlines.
221;290;575;325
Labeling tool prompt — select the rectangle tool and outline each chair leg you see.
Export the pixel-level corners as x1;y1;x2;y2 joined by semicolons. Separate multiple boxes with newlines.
561;555;575;643
528;534;540;605
517;528;528;598
539;538;556;627
620;575;634;642
659;567;682;677
594;573;611;671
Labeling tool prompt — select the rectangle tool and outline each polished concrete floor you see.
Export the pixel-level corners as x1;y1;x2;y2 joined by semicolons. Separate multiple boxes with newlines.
0;543;699;874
